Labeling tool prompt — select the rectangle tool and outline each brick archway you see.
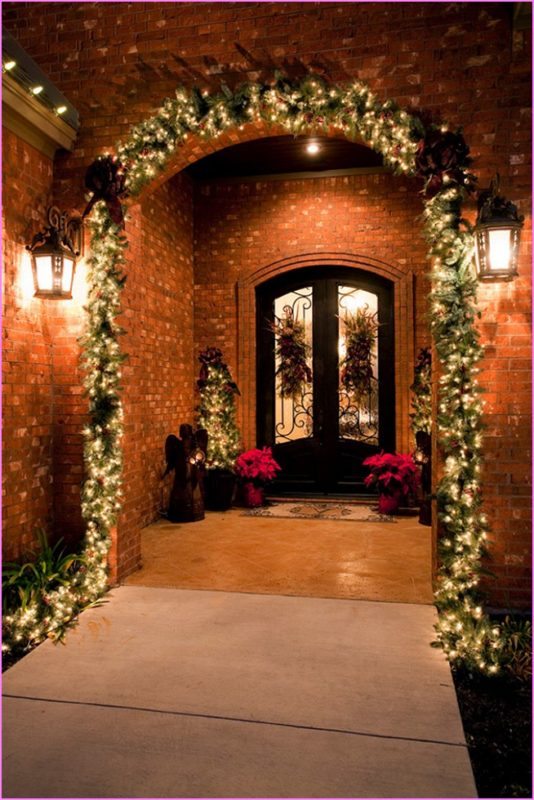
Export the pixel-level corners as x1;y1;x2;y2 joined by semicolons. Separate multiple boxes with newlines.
236;252;414;453
118;113;425;583
132;120;307;203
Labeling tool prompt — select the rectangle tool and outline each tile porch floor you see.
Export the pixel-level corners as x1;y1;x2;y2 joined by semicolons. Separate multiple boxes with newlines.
125;508;434;604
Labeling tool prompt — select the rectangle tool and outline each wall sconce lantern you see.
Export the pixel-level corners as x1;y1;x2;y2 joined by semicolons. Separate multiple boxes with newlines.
474;176;524;281
26;206;82;298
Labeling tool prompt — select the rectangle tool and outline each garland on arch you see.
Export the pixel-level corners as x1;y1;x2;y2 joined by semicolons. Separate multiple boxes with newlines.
422;171;503;673
2;203;127;655
2;73;505;674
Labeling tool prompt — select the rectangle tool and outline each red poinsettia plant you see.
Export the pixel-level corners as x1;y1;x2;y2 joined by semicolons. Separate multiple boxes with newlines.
363;451;420;497
235;447;281;485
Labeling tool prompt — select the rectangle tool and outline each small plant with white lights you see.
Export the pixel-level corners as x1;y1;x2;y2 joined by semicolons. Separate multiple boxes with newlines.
196;347;241;472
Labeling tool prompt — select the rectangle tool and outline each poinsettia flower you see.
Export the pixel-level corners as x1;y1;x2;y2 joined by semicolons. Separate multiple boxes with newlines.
362;451;420;495
235;447;281;482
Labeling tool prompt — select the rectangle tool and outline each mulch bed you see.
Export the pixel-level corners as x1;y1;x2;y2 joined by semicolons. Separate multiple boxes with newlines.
453;667;532;798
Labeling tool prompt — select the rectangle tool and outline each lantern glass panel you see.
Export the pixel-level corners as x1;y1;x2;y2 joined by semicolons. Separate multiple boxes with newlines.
35;255;53;291
61;256;74;293
488;228;512;273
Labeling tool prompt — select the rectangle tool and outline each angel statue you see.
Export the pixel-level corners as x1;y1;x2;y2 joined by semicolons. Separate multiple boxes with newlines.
163;425;208;522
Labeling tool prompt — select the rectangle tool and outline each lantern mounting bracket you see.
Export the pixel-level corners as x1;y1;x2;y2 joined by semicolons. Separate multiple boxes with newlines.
476;174;524;226
26;206;82;259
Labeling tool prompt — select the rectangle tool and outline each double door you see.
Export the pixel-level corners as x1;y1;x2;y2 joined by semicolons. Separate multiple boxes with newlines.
256;267;395;494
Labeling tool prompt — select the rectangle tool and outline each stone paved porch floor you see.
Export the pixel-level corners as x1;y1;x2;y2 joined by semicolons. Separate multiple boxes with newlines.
124;508;434;604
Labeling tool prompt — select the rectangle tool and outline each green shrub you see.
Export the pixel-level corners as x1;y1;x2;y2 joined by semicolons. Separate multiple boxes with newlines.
3;531;86;613
2;531;94;663
499;616;532;682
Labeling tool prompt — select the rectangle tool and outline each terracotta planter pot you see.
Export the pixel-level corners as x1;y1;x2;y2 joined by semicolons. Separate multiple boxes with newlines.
242;482;265;508
378;491;402;514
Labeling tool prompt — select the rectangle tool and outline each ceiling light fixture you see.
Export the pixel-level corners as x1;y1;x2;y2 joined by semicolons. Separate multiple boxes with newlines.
3;60;16;71
306;141;320;155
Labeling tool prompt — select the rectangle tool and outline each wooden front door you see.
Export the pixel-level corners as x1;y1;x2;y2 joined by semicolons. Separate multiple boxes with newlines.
256;267;395;494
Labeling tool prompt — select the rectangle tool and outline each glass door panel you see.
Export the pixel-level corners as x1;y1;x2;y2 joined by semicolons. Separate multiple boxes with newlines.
338;286;379;444
274;286;313;443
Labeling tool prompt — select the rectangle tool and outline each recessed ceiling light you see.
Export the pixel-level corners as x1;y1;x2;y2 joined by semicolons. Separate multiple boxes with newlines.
306;141;320;155
31;85;44;95
56;105;67;115
3;60;16;71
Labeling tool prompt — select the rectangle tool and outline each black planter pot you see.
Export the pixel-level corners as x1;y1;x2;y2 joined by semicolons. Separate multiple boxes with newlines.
205;469;236;511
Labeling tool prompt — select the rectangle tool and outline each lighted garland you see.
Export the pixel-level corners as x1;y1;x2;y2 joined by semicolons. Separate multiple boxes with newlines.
3;73;504;673
115;73;425;195
423;181;502;673
2;203;126;655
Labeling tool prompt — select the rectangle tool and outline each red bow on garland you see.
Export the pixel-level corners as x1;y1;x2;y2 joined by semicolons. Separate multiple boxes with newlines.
415;129;474;197
83;155;128;227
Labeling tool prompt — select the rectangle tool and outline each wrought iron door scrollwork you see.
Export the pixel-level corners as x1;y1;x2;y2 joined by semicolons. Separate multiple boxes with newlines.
272;286;313;444
339;377;379;443
275;386;314;442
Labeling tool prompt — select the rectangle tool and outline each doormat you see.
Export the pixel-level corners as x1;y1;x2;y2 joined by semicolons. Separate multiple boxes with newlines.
241;501;397;523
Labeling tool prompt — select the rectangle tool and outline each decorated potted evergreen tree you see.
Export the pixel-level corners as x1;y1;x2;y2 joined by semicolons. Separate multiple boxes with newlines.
196;347;241;510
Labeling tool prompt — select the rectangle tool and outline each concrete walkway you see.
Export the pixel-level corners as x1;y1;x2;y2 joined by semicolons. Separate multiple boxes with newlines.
3;587;476;798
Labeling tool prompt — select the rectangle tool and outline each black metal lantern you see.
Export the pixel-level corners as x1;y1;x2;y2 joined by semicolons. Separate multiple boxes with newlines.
474;176;523;281
26;207;82;298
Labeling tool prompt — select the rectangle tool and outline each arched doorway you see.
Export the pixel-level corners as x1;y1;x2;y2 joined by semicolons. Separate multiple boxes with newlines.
72;73;491;671
256;265;394;494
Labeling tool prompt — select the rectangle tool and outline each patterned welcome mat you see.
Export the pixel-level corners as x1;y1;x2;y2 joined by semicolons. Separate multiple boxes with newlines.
242;501;396;523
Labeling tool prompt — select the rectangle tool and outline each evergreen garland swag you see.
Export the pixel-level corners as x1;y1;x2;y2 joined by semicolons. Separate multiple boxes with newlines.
340;307;378;403
3;72;505;674
271;306;312;398
2;203;127;656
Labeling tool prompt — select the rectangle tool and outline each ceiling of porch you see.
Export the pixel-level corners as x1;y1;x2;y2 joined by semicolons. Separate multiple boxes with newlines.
186;134;383;181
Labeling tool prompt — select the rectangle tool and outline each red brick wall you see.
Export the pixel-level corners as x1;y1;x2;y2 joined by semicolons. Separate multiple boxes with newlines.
2;2;531;605
477;277;532;609
116;173;195;578
1;132;195;577
193;171;426;449
2;130;55;558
